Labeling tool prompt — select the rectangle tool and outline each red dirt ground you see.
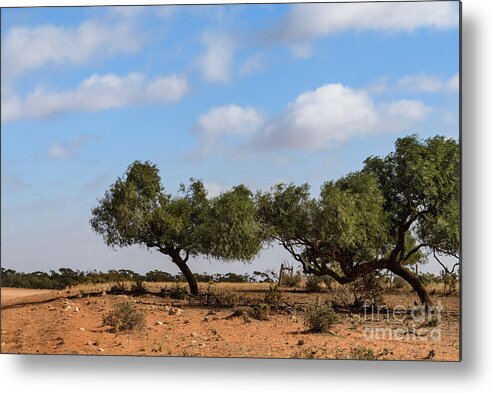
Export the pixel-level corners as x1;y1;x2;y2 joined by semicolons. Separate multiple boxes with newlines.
0;284;460;361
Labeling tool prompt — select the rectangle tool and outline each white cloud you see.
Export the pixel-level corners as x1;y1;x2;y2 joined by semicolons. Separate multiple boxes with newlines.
2;19;143;79
398;74;444;93
239;53;265;76
398;73;460;93
198;33;235;84
257;83;430;150
204;181;230;198
2;72;188;123
194;83;430;153
276;2;458;41
290;42;314;59
42;135;94;160
197;104;264;136
447;73;459;92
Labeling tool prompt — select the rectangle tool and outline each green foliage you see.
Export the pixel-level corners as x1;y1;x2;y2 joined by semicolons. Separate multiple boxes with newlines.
303;302;340;333
103;301;145;333
257;135;459;303
90;161;263;295
364;135;460;256
90;161;262;261
257;172;390;276
0;267;279;290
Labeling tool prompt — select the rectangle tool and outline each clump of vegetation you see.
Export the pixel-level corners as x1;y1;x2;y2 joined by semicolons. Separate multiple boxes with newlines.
441;272;458;296
251;302;271;320
109;281;127;294
163;283;189;300
264;285;283;307
281;272;303;287
303;302;339;333
334;274;385;308
391;276;409;290
305;275;324;292
130;280;146;295
103;301;145;333
349;347;377;360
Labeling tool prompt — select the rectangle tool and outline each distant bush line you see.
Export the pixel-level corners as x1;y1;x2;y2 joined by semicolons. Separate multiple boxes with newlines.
0;268;278;290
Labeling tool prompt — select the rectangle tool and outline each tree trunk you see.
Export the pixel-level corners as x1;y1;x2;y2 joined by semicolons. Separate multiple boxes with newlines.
173;257;199;296
165;250;199;296
391;265;432;306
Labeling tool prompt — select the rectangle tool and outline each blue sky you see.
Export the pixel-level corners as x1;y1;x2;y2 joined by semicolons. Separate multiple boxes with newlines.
1;1;459;275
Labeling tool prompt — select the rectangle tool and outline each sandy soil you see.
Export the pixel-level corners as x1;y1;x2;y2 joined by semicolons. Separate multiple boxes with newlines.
0;285;460;361
1;288;54;301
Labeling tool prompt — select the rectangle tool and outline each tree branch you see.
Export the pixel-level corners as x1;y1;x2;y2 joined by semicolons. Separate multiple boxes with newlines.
403;243;428;261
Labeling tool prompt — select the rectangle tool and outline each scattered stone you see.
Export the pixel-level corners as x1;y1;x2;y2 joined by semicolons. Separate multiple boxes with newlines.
155;321;164;325
74;306;80;312
98;348;105;352
169;308;183;316
164;305;171;311
297;339;305;346
79;328;85;331
191;340;197;345
198;343;206;348
190;332;199;338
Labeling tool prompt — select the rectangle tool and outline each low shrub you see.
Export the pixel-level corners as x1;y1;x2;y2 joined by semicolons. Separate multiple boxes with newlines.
103;301;145;333
251;302;271;320
109;281;127;294
130;280;146;295
166;283;189;300
334;274;385;308
349;347;377;360
264;285;283;307
303;302;339;332
305;275;324;292
281;273;303;287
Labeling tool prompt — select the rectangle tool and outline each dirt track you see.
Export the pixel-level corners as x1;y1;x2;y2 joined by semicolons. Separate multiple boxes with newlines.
1;288;54;302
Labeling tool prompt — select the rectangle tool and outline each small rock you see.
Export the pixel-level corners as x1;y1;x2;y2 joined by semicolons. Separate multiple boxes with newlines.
190;332;199;338
191;340;197;345
164;305;171;311
86;341;93;346
74;306;80;312
169;308;183;316
297;339;305;346
98;348;105;352
155;321;164;325
79;328;85;331
198;343;206;348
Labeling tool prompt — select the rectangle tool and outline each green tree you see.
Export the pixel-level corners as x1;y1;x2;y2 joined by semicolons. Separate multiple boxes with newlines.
90;161;262;295
257;135;459;305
